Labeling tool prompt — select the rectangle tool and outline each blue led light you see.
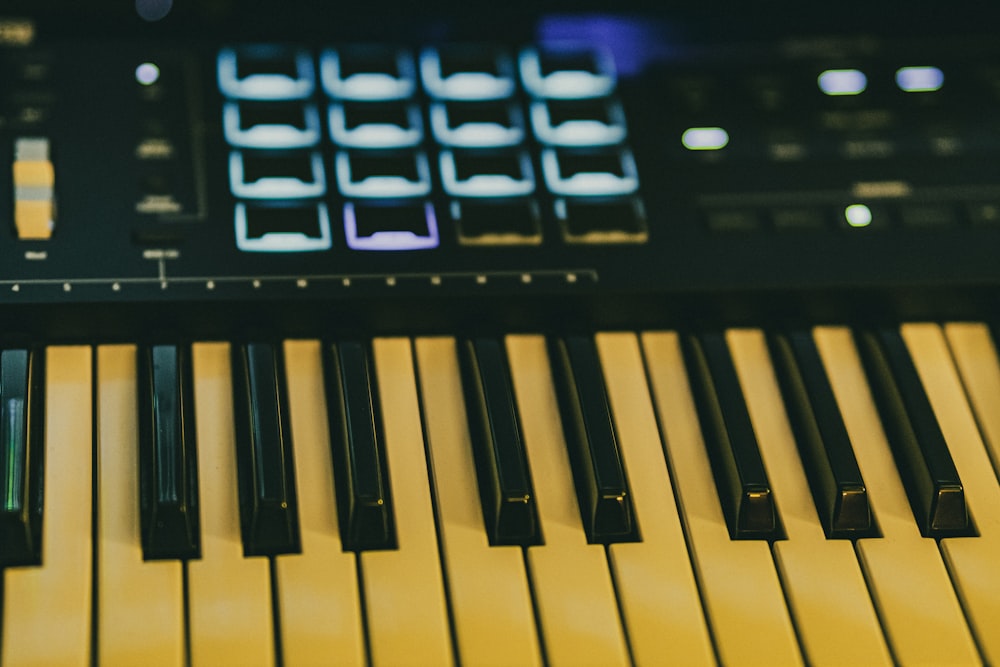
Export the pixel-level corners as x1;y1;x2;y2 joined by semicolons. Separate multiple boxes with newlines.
896;66;944;93
681;127;729;151
818;69;867;96
135;62;160;86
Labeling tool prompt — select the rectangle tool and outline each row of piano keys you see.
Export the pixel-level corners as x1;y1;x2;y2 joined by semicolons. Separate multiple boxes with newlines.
1;324;1000;666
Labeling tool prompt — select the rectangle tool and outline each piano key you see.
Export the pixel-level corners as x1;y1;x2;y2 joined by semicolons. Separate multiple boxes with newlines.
595;332;715;666
361;338;453;666
274;340;365;666
768;330;873;537
642;331;803;666
506;335;630;666
0;348;44;566
2;347;92;666
814;326;980;666
458;337;539;545
925;323;1000;665
547;335;635;542
854;328;970;536
415;337;542;666
323;340;395;551
681;331;778;539
231;342;300;555
187;342;275;666
138;344;200;560
96;345;185;665
728;330;892;666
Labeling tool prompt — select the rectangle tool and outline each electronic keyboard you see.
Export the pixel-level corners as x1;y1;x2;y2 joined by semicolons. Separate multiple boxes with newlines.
2;1;1000;665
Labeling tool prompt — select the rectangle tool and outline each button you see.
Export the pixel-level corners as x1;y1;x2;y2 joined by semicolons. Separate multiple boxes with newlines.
229;150;326;199
681;332;779;539
334;150;431;198
222;101;321;149
138;344;201;559
452;199;542;246
323;341;395;551
519;46;616;99
540;147;638;197
217;47;316;101
0;348;44;566
555;197;647;244
420;46;516;101
13;137;55;240
429;101;525;148
343;201;439;251
854;328;970;537
900;203;958;228
328;100;423;149
771;207;828;231
439;149;535;198
459;338;540;545
548;335;636;542
230;342;300;556
235;202;333;253
705;208;761;233
530;98;627;147
321;47;416;101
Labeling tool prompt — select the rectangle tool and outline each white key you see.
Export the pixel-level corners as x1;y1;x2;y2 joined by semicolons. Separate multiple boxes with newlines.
813;326;980;666
188;343;275;666
506;335;630;667
727;330;891;666
596;332;715;666
275;340;365;666
414;337;542;666
361;338;453;666
2;347;92;666
96;345;185;665
915;323;1000;665
641;331;803;667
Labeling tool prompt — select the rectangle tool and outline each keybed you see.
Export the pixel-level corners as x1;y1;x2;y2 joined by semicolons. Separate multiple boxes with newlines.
1;325;1000;664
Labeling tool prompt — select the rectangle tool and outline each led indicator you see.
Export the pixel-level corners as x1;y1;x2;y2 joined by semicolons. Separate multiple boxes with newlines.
896;66;944;93
818;69;867;96
682;127;729;151
135;62;161;86
845;204;873;227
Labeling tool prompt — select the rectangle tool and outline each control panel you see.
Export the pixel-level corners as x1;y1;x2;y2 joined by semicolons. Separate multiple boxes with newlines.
0;13;998;337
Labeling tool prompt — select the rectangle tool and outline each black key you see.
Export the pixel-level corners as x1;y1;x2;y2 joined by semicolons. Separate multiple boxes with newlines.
324;341;395;551
548;335;636;543
855;328;970;537
769;331;874;538
459;338;539;546
138;345;201;559
231;343;300;555
682;332;779;539
0;349;44;566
